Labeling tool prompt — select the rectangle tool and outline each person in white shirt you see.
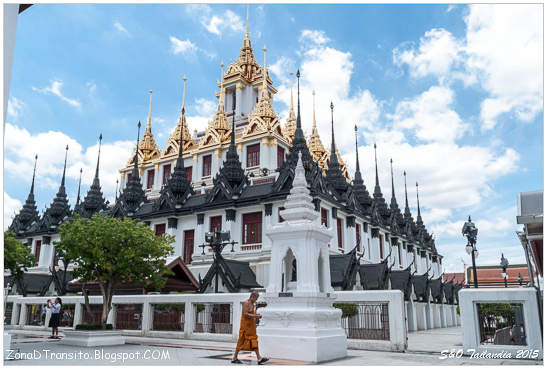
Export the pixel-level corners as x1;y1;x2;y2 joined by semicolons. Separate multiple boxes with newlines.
47;297;62;339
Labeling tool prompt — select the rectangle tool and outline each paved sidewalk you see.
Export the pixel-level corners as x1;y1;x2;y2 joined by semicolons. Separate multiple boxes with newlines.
4;328;543;366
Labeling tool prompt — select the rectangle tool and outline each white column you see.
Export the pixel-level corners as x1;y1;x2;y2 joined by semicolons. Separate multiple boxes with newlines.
19;303;27;327
142;302;152;333
73;303;82;328
107;305;116;326
10;303;20;325
232;301;242;342
184;302;194;338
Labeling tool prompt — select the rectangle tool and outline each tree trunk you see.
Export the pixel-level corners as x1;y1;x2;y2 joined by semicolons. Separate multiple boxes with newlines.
98;281;114;329
82;283;95;324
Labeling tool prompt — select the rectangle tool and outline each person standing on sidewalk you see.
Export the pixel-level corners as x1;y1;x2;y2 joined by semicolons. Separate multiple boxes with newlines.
232;291;269;365
48;297;62;339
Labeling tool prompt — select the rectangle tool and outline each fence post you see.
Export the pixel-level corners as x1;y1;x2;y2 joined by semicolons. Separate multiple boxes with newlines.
232;298;242;342
184;302;194;339
73;303;82;328
10;303;20;326
142;302;152;335
19;303;27;328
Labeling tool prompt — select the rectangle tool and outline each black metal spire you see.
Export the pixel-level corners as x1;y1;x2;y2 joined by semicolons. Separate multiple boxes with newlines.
115;179;119;201
114;122;146;216
218;109;245;188
296;69;302;132
416;181;424;227
76;168;82;206
352;126;372;209
8;154;40;234
30;154;37;195
354;125;362;181
325;102;347;193
78;134;108;217
403;171;412;219
390;158;397;208
61;145;68;188
373;143;382;198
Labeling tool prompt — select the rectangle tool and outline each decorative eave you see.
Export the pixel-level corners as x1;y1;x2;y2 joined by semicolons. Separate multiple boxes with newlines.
9;155;40;235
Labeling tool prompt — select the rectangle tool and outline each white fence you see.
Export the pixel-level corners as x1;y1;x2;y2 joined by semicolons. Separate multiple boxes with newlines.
5;290;459;352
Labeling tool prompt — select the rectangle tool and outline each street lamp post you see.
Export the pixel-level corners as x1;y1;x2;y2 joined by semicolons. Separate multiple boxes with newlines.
500;253;509;288
462;216;479;288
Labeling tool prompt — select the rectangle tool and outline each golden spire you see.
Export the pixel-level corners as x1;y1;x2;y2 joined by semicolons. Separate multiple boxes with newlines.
146;88;153;131
162;76;195;157
283;70;297;143
210;61;230;135
261;45;267;99
138;88;160;162
308;89;326;160
245;4;249;40
312;89;317;130
181;74;187;111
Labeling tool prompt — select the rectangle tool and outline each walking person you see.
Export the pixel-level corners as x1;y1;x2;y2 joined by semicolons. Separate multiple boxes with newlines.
48;297;62;339
232;291;269;365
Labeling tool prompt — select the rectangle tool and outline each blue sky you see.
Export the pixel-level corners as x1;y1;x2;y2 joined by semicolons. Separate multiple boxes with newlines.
4;4;542;273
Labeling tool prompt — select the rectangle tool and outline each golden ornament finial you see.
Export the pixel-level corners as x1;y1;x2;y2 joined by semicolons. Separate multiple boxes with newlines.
261;45;268;99
312;89;317;130
219;62;225;109
246;4;249;38
182;75;187;111
147;88;153;130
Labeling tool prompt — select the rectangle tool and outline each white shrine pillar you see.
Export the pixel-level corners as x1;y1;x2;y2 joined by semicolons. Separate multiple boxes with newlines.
257;152;347;363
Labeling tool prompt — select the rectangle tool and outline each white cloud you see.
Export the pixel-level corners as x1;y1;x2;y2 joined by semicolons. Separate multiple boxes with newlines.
299;30;330;45
394;4;542;130
7;97;24;119
389;85;470;143
4;123;134;204
113;21;131;37
32;80;81;108
169;36;215;60
170;36;197;55
4;192;22;230
86;82;96;94
186;5;244;36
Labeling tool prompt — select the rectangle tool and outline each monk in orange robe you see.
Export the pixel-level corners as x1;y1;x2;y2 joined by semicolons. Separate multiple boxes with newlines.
232;291;269;364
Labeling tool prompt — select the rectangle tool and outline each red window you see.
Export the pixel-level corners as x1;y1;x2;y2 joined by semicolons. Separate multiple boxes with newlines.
34;240;41;264
337;218;343;249
278;207;285;223
52;246;57;268
155;223;166;236
398;243;402;266
379;234;384;260
183;230;194;264
277;146;285;168
413;250;417;270
242;212;262;244
210;216;222;233
162;164;171;185
185;166;192;182
127;173;132;182
321;208;328;227
246;144;260;168
202;155;212;177
146;169;155;189
356;223;361;252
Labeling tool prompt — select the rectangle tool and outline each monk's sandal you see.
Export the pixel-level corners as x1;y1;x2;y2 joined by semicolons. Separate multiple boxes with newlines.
258;358;269;365
231;359;243;364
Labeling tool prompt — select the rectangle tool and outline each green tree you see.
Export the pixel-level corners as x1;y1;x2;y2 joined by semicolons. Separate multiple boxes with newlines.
4;231;34;296
55;214;174;328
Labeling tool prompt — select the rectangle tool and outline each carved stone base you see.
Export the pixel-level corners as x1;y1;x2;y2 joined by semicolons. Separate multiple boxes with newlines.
257;293;347;363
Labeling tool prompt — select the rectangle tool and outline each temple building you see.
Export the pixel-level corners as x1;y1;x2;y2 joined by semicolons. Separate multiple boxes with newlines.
8;10;444;298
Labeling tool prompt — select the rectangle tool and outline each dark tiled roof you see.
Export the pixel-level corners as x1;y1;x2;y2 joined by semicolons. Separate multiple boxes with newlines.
389;268;412;301
359;260;389;290
411;273;429;302
223;259;262;288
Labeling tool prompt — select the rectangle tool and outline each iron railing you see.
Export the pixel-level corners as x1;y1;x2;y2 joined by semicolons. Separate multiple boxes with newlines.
194;303;232;334
5;302;13;324
59;304;75;327
115;304;143;330
340;303;390;341
152;304;185;331
82;304;103;324
477;303;526;345
26;304;44;326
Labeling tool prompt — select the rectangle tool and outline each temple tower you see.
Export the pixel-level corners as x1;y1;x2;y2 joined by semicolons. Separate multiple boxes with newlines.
257;152;347;363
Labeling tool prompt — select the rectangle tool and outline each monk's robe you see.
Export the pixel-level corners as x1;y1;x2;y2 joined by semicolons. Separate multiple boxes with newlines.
236;305;258;351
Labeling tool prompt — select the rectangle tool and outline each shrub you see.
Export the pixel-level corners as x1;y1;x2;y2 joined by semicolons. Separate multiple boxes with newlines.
75;323;113;330
333;303;359;318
